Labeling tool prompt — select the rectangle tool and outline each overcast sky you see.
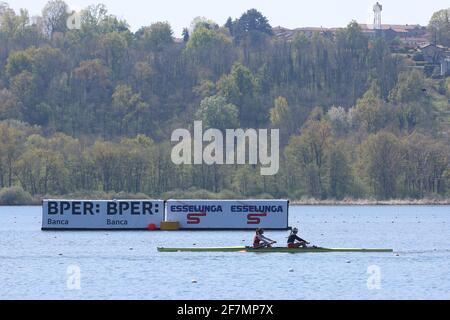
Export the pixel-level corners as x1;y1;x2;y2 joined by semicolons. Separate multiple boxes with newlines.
6;0;450;36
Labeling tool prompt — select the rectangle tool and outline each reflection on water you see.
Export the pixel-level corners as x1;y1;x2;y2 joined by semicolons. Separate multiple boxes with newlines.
0;205;449;300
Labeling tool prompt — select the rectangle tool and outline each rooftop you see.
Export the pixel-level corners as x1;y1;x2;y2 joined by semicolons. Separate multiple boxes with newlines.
272;24;428;42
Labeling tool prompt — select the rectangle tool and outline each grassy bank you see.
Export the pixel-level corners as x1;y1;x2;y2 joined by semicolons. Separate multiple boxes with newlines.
0;187;449;206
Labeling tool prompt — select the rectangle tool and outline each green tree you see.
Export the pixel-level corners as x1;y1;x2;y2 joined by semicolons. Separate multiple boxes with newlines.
216;63;261;126
137;22;173;51
120;135;155;193
0;122;27;188
73;59;111;104
90;140;122;192
231;165;263;196
354;82;393;134
285;117;332;199
0;5;36;63
400;133;449;197
327;141;353;199
15;135;67;195
111;84;146;135
98;32;129;78
233;9;273;43
189;17;218;33
269;96;296;145
0;89;23;120
196;95;239;130
389;70;433;132
428;8;450;46
185;26;234;77
225;17;233;35
359;132;402;199
6;49;33;78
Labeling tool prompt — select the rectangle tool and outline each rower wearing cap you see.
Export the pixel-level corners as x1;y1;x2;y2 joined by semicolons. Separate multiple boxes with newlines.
253;228;276;248
287;228;310;248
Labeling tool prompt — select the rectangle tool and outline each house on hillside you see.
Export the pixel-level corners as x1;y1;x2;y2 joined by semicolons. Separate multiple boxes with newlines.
272;3;429;47
272;24;428;46
420;44;448;64
358;24;428;45
418;44;450;76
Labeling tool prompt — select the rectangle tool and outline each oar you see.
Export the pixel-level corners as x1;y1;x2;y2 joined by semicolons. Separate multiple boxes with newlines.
254;241;277;249
288;240;317;248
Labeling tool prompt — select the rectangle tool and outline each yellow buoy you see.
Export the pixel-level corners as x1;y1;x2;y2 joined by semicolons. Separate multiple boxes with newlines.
160;221;180;231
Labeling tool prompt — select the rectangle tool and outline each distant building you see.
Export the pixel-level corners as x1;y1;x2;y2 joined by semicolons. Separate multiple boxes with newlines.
272;3;428;46
417;44;450;76
420;44;450;63
272;24;428;45
358;24;428;44
270;3;448;77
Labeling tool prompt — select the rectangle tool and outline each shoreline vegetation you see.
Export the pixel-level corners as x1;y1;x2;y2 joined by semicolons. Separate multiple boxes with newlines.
0;187;448;206
0;4;449;204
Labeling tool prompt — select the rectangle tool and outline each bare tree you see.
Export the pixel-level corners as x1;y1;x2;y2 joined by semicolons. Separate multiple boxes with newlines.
0;1;9;14
41;0;68;37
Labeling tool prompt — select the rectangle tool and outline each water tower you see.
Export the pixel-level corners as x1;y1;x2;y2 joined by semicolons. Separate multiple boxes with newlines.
373;2;382;30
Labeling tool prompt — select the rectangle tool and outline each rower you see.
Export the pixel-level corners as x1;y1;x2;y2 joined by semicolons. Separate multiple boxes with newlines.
253;228;276;248
287;228;310;248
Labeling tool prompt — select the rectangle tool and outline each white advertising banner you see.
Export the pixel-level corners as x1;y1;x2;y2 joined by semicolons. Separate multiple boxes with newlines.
42;200;164;230
166;200;289;230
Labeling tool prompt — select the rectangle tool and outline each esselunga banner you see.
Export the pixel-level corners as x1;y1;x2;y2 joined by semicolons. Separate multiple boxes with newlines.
42;200;164;230
166;200;289;230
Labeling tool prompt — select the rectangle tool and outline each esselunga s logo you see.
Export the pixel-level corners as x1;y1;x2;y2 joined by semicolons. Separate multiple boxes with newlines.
67;11;82;30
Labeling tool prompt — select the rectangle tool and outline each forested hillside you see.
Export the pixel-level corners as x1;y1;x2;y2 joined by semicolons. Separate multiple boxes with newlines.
0;1;449;203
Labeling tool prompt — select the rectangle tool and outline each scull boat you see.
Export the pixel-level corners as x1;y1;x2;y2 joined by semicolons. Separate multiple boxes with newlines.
157;246;394;253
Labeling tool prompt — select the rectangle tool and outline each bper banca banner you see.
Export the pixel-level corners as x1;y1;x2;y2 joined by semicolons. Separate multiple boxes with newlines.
42;200;164;230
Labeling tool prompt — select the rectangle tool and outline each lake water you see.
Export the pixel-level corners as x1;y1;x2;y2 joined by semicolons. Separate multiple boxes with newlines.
0;205;449;300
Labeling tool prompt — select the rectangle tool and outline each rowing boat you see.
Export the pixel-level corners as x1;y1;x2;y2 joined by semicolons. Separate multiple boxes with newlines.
157;246;393;253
